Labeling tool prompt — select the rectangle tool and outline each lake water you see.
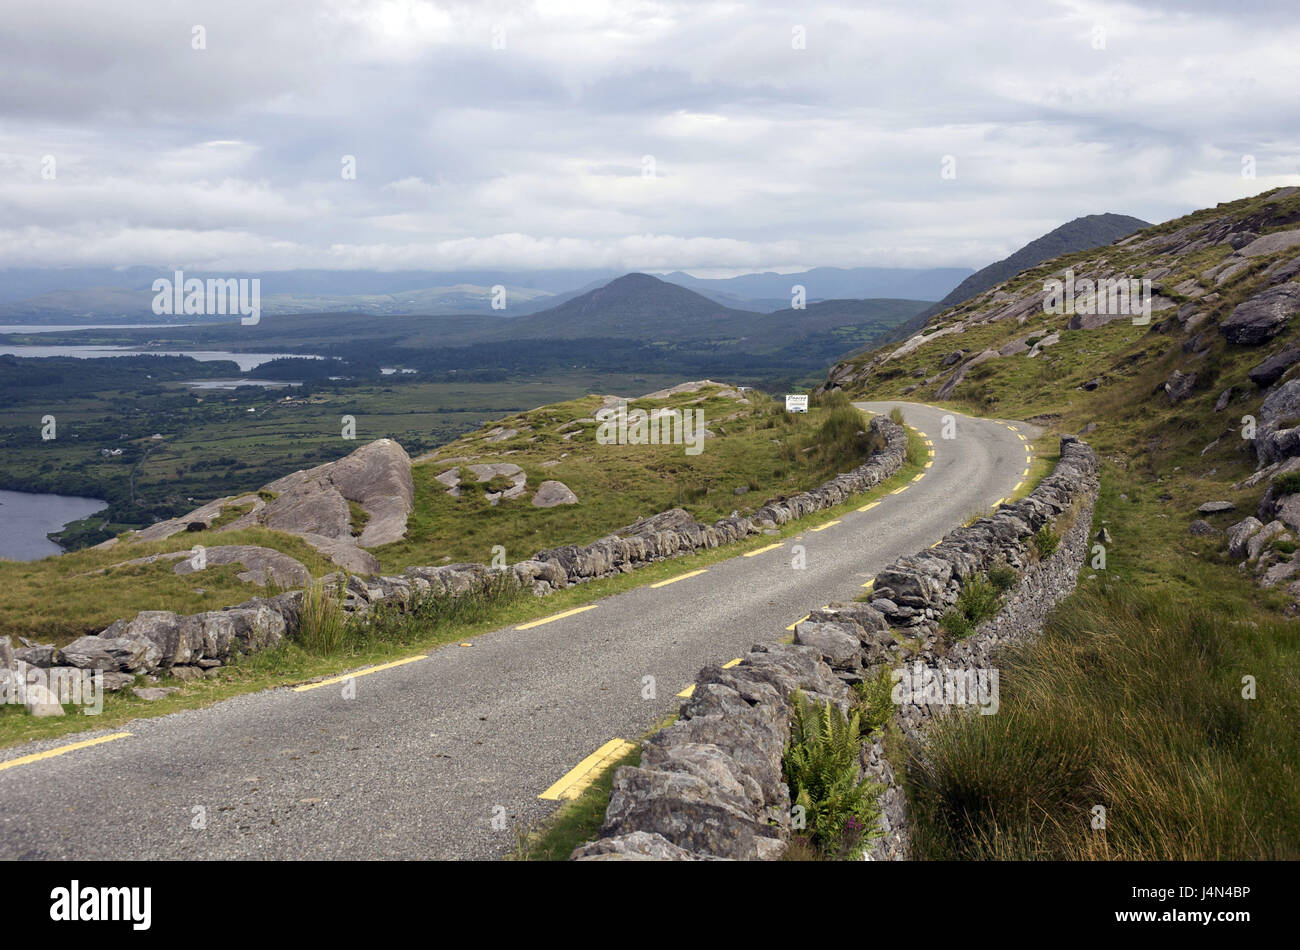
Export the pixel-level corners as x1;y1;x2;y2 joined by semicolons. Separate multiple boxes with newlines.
0;345;320;372
0;489;107;561
185;378;303;389
0;324;198;333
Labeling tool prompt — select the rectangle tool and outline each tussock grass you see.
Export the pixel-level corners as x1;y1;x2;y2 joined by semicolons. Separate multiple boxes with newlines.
908;583;1300;859
296;577;349;655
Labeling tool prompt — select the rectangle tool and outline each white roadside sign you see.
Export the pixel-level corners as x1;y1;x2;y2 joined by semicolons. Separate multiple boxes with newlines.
785;394;809;413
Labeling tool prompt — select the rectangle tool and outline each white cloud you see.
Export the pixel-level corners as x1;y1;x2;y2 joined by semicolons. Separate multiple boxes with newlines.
0;0;1297;275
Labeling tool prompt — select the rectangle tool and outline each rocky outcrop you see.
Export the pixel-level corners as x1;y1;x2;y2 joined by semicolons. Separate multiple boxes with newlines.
532;480;578;507
1253;379;1300;465
21;418;908;692
128;439;414;572
1219;283;1300;346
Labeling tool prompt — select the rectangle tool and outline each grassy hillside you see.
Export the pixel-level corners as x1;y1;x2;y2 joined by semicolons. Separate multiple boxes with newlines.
0;384;885;644
885;212;1152;345
824;185;1300;858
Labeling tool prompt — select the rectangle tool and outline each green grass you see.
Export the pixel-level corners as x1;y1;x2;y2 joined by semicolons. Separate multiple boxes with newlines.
0;385;881;645
908;577;1300;859
830;187;1300;859
0;407;927;750
939;573;1003;640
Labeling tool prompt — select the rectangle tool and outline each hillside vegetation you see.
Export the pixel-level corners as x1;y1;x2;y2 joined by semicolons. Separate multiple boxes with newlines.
823;185;1300;858
0;383;883;644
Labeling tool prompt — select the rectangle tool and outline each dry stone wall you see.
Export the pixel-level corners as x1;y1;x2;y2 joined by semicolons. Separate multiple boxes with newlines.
571;436;1099;861
7;418;907;695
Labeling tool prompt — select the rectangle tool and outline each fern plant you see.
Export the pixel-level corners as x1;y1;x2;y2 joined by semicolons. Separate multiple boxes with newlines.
783;691;882;858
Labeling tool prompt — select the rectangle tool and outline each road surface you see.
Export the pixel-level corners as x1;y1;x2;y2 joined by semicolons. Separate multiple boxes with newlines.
0;402;1038;860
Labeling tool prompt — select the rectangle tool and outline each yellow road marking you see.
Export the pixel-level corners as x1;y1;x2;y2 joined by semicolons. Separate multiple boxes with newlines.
995;497;1007;506
743;542;783;557
924;460;933;468
858;501;881;512
293;655;426;692
916;431;927;438
650;569;708;589
1013;481;1024;492
1018;433;1027;441
911;473;925;482
677;683;696;698
925;439;934;447
1008;425;1018;432
786;613;810;631
721;658;742;669
810;520;840;532
539;738;636;801
890;486;909;494
516;604;597;630
0;732;133;774
1022;467;1030;477
862;577;875;590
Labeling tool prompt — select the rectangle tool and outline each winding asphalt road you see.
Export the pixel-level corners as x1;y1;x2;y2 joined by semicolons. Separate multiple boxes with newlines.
0;402;1038;860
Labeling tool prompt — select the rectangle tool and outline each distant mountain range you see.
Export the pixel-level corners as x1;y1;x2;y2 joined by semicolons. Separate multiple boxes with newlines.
0;265;974;323
882;213;1151;344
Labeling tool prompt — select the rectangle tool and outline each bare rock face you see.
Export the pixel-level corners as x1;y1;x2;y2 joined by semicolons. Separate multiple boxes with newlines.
1255;379;1300;465
109;545;310;588
126;439;413;574
264;438;413;548
1250;344;1300;387
171;545;311;588
1164;370;1197;404
532;480;579;508
1220;283;1300;346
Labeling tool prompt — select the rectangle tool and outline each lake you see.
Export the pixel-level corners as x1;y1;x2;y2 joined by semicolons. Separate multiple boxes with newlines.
0;489;107;561
0;345;320;372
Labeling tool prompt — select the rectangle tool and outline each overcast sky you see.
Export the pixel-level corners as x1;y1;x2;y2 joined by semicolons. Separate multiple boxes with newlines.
1;0;1297;277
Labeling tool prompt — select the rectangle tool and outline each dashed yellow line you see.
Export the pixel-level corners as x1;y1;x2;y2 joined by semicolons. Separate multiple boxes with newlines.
858;501;881;513
721;658;742;669
786;613;810;631
676;683;696;698
810;520;841;532
0;732;133;774
911;472;925;482
1008;425;1018;432
994;497;1008;507
1022;467;1030;477
916;431;928;438
890;485;909;495
650;569;707;589
293;655;426;692
516;604;597;630
743;542;783;557
924;459;933;468
861;577;875;590
1013;481;1024;492
539;738;636;801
